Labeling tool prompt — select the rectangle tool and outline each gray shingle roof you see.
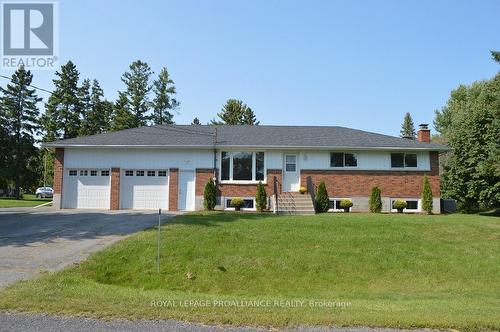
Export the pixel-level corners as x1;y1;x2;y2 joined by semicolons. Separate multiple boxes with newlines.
43;125;449;151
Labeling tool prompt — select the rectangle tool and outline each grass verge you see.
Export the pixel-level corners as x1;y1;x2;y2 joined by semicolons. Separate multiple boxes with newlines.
0;212;498;330
0;194;51;208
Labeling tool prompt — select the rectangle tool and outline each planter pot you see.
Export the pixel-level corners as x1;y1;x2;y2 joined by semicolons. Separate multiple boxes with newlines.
235;206;241;211
343;207;350;213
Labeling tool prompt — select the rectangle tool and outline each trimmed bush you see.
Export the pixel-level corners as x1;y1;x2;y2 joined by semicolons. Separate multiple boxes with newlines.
339;199;353;212
422;176;433;214
255;181;267;212
231;197;244;211
203;178;216;211
393;199;407;213
315;181;329;213
299;186;307;194
369;186;382;213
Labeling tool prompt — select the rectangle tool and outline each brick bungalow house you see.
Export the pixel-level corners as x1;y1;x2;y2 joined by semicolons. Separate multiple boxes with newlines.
44;124;447;214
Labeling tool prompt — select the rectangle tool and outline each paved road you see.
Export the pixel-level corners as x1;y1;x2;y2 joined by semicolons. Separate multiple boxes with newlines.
0;312;438;332
0;207;179;288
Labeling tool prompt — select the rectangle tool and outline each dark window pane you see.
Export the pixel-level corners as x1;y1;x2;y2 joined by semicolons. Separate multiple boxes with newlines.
329;200;335;210
233;152;253;180
285;155;296;172
406;200;418;209
330;153;344;167
221;152;230;180
405;154;417;167
344;153;357;167
226;199;233;208
335;200;342;210
256;152;265;181
391;153;404;168
243;199;254;208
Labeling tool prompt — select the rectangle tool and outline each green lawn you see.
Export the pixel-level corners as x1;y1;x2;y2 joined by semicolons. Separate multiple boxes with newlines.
0;213;499;330
0;194;51;208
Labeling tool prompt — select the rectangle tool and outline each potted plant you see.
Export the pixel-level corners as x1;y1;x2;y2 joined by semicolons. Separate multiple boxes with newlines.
339;199;353;212
393;199;407;213
299;186;307;194
231;197;244;211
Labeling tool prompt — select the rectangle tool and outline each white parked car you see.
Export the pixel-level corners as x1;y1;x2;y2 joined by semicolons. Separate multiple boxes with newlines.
35;187;54;198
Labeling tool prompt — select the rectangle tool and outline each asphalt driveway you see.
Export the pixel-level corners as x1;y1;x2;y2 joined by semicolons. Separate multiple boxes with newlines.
0;207;179;288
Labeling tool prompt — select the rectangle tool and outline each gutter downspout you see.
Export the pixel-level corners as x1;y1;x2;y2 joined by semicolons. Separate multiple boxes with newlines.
213;127;218;181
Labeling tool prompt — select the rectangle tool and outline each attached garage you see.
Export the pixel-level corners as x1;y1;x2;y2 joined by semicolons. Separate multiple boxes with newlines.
63;169;111;209
120;169;169;210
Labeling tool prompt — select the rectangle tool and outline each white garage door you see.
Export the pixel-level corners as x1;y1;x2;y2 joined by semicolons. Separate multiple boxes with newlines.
63;169;111;209
120;170;169;210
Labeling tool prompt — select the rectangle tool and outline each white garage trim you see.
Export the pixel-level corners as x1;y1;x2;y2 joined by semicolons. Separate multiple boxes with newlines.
63;169;111;209
120;169;169;210
178;169;196;211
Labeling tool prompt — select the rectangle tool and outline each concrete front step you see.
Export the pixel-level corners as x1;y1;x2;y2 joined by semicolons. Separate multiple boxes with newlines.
278;199;314;203
278;204;315;209
278;210;315;215
274;193;315;215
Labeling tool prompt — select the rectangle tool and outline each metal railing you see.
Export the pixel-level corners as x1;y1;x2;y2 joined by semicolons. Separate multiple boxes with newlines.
306;176;317;212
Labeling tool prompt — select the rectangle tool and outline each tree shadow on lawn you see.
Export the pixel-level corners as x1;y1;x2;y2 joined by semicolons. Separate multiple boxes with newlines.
166;212;280;228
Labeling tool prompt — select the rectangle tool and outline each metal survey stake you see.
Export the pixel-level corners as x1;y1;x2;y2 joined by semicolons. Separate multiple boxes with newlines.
157;208;161;273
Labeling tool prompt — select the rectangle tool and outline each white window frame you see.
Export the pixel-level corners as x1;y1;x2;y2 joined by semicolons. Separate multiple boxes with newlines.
330;152;358;168
101;170;110;176
328;198;352;212
69;170;77;176
224;196;256;211
390;198;421;212
219;151;266;184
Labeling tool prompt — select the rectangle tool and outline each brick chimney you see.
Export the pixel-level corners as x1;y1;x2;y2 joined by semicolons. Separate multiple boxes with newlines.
417;124;431;143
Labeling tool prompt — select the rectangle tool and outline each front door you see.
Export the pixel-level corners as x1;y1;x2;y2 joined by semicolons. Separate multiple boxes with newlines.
283;154;300;192
178;170;195;211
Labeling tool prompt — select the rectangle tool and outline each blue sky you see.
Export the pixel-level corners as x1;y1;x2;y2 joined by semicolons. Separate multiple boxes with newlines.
2;0;499;136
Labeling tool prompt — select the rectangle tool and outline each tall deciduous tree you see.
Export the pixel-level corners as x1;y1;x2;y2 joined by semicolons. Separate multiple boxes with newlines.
400;112;416;139
151;67;179;125
211;99;259;125
41;60;81;141
434;55;500;211
0;66;42;198
118;60;152;128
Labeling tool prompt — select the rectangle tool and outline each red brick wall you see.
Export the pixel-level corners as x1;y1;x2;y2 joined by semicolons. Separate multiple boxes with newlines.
195;169;214;196
53;148;64;194
169;168;179;211
110;168;120;210
301;152;440;197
